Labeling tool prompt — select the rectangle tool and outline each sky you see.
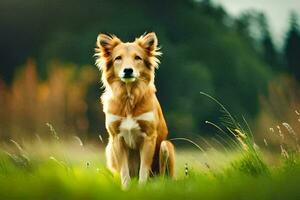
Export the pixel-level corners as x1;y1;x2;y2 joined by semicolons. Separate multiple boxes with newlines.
212;0;300;48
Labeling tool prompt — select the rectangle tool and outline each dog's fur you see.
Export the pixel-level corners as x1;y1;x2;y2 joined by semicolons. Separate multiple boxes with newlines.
95;32;175;187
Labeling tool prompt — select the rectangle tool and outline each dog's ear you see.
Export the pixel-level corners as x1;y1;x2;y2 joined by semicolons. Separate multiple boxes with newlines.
136;32;161;69
137;32;158;52
95;33;121;70
96;33;121;58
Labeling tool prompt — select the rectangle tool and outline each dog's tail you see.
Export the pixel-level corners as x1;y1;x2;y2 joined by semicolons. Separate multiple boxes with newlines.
159;140;175;177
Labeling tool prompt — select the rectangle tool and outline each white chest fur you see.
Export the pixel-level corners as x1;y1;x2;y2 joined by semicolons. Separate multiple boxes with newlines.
106;111;155;149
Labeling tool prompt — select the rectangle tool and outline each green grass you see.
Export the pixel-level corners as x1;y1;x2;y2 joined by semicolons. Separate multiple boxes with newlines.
1;93;300;199
0;139;300;200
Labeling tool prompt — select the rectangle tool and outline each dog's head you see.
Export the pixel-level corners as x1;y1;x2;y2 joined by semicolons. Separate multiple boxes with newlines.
95;32;161;87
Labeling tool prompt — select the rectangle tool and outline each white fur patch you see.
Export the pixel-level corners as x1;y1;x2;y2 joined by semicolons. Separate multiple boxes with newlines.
119;116;140;131
106;111;155;149
119;115;142;149
105;113;122;127
135;111;155;121
106;111;155;126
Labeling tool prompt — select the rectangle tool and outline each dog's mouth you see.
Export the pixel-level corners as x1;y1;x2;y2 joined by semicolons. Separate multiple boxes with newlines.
121;75;136;83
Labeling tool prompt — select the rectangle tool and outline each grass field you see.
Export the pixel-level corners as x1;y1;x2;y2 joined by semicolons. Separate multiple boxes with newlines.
0;133;300;200
1;95;300;200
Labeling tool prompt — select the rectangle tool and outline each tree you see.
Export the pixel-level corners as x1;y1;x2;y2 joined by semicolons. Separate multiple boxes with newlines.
0;0;273;136
284;12;300;80
257;13;278;69
236;11;278;70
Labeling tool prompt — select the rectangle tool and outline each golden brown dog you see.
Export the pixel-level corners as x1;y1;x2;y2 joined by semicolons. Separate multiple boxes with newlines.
95;32;175;188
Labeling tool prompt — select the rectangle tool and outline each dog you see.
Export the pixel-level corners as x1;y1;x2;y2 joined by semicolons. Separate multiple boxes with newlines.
95;32;175;188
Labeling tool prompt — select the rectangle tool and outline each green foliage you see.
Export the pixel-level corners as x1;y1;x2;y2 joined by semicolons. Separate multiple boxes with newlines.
284;12;300;80
0;0;276;136
201;92;269;176
231;151;269;176
0;144;300;200
0;98;299;199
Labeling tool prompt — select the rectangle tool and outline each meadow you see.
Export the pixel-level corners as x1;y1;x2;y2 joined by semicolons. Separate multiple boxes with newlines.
1;95;300;200
1;1;300;199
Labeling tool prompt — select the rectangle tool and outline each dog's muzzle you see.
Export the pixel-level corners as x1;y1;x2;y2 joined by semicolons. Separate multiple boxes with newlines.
121;68;136;83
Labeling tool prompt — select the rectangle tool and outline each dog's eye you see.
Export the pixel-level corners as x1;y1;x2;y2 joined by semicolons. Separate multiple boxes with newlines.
115;56;122;61
135;55;142;60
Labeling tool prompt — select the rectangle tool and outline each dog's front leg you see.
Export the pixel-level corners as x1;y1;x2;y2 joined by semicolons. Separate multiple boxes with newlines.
120;154;130;189
139;134;156;184
114;136;130;189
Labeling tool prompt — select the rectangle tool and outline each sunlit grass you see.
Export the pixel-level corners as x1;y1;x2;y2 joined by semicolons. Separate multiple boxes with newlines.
0;141;300;200
1;94;300;199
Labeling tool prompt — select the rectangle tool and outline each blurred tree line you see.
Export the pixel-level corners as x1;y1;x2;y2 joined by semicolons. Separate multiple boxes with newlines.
0;0;299;138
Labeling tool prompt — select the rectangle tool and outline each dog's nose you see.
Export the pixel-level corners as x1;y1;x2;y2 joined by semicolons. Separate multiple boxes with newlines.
123;68;133;76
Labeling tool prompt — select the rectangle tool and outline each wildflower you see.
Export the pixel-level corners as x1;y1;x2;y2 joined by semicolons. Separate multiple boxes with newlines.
276;125;284;140
276;125;281;133
232;129;249;151
282;122;296;136
237;137;249;151
234;129;247;139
